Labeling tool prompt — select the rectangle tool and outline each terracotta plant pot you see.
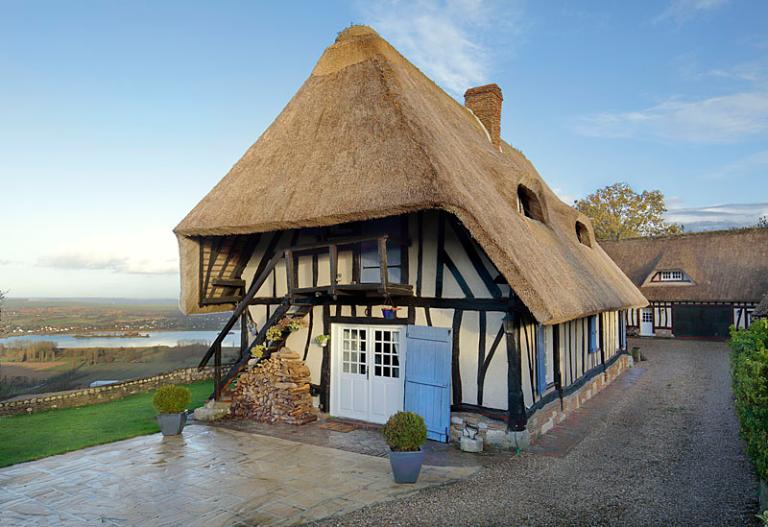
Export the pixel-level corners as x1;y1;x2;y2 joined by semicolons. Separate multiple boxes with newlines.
157;412;187;436
388;449;424;484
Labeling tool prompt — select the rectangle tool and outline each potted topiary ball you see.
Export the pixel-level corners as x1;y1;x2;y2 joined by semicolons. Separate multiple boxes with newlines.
382;411;428;483
153;385;192;436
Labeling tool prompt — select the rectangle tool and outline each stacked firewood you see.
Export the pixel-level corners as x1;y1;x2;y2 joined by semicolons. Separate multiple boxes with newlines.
230;349;317;425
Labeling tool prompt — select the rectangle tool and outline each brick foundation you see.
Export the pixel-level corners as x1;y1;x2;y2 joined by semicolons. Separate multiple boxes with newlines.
526;353;633;442
450;353;633;450
0;367;214;417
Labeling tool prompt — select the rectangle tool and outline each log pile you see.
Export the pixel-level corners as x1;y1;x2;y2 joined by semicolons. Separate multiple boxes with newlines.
230;349;317;425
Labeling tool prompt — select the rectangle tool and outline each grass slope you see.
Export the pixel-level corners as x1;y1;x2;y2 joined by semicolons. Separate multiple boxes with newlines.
0;380;213;468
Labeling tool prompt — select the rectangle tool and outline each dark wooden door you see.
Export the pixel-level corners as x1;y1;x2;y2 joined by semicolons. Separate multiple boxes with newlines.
672;305;732;338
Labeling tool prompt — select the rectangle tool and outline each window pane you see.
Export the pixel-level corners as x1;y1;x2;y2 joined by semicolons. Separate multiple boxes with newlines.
387;267;402;283
387;247;401;266
361;268;380;283
361;241;379;267
392;367;399;378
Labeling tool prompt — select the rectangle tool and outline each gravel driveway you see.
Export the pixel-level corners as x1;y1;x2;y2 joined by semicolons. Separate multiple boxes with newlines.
315;338;758;527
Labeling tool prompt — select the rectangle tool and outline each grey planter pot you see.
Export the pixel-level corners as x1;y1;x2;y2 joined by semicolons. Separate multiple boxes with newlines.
157;413;187;436
388;449;424;484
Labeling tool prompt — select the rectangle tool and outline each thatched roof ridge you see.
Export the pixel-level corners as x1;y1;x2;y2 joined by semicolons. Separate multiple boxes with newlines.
601;228;768;303
175;25;646;323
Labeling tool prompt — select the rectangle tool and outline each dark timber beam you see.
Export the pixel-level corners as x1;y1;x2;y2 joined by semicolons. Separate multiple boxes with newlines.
552;323;563;406
505;312;527;432
246;296;527;312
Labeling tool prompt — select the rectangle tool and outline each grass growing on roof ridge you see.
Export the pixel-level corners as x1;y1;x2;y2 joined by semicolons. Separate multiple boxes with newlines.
0;379;212;468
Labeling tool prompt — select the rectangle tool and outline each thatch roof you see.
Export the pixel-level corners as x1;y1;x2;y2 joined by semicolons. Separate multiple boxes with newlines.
175;25;646;324
601;228;768;304
753;292;768;318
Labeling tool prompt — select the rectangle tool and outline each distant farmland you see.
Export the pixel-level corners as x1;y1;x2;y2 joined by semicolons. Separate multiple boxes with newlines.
1;297;231;336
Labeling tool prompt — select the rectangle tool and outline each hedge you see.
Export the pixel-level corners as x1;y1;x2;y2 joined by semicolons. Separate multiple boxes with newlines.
730;319;768;482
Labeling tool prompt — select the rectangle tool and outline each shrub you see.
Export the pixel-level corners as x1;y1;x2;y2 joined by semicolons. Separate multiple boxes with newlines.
152;385;191;414
730;319;768;482
383;411;427;452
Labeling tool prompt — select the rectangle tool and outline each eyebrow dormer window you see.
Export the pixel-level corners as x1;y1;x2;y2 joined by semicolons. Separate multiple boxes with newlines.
517;185;545;222
575;221;592;247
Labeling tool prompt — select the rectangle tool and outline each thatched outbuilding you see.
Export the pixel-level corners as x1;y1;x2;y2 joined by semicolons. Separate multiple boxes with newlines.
754;292;768;320
175;26;646;445
602;228;768;338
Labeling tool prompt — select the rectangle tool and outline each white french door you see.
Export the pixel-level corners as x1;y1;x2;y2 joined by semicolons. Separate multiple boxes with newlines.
331;324;406;424
640;308;654;336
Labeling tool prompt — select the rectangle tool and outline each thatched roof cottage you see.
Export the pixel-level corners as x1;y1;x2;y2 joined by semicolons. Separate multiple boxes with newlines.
602;228;768;338
175;26;646;445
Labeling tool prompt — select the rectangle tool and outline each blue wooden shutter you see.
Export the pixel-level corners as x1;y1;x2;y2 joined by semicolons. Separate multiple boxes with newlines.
588;316;598;353
535;325;547;396
404;325;452;442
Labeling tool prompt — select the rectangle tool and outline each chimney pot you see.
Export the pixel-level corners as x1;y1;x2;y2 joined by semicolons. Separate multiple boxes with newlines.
464;84;503;148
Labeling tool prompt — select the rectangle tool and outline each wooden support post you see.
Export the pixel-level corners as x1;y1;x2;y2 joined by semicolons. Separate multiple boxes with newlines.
329;245;338;299
285;249;296;297
505;313;527;432
378;236;389;294
213;342;222;400
240;312;248;360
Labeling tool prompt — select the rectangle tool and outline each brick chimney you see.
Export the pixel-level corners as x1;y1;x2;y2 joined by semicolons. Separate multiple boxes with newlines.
464;84;503;148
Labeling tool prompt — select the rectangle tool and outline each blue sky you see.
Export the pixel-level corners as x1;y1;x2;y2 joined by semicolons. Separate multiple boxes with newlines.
1;0;767;298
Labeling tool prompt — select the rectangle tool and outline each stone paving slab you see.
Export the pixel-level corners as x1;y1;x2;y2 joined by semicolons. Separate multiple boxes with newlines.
0;425;477;526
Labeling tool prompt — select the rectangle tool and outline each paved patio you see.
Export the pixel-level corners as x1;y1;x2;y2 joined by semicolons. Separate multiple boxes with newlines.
0;425;477;526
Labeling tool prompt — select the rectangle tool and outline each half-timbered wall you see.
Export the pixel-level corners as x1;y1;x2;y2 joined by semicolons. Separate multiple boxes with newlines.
239;211;512;412
653;302;672;330
520;310;622;410
734;304;756;330
226;210;627;422
627;301;756;334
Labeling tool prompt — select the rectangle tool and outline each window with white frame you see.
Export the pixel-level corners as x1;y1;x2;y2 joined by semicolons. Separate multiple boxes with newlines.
642;310;653;323
341;328;367;375
658;270;684;282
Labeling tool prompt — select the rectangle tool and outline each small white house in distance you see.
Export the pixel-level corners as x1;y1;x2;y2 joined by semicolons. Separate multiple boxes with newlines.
602;228;768;339
173;26;647;447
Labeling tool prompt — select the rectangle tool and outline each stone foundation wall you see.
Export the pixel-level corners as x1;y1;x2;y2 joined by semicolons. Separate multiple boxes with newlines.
526;353;633;441
450;353;633;450
0;367;214;417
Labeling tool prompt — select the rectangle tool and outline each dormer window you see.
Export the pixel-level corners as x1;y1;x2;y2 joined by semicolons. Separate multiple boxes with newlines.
650;270;690;283
659;270;684;282
517;185;545;222
575;221;592;247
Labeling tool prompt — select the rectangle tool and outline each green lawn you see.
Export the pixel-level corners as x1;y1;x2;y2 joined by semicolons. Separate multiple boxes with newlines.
0;380;213;468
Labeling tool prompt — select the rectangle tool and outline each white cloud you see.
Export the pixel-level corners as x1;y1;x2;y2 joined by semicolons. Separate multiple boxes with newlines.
666;202;768;231
573;91;768;143
655;0;728;25
357;0;524;97
38;252;178;275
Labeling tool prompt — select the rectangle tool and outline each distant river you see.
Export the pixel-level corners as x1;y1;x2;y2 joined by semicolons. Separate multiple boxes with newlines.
0;330;242;349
